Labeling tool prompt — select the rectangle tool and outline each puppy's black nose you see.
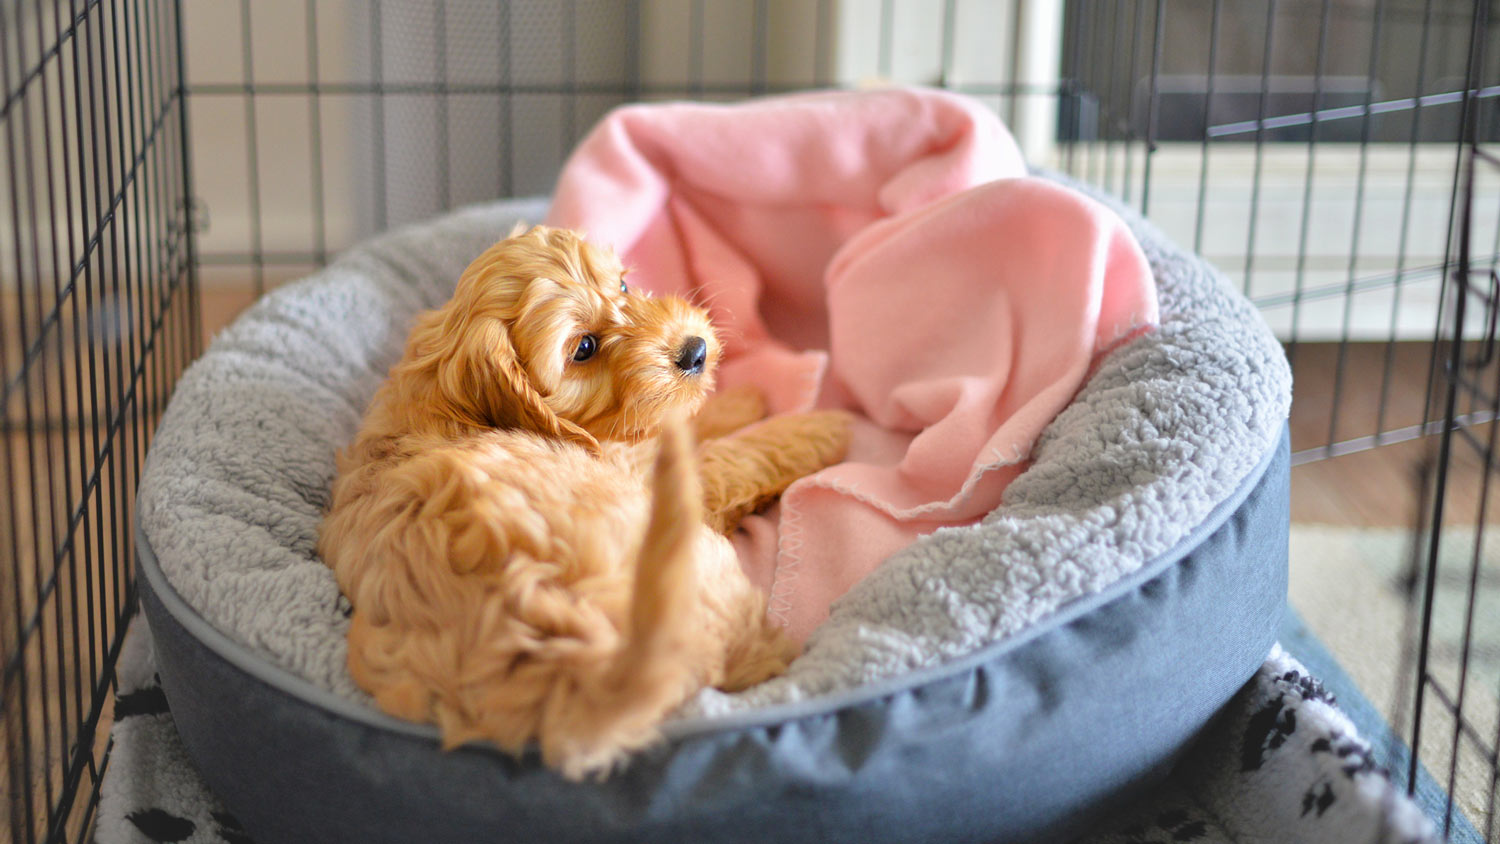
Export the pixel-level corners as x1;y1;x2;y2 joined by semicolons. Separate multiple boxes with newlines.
675;336;708;375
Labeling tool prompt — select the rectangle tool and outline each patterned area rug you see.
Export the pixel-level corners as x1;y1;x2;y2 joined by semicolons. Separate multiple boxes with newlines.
1290;523;1500;836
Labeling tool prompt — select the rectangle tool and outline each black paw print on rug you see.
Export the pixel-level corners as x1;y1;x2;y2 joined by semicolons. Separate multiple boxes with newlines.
126;809;254;844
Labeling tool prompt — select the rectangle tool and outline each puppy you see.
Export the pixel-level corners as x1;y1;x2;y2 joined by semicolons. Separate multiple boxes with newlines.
318;225;849;779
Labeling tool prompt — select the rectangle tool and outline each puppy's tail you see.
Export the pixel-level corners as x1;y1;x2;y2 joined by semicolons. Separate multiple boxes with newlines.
540;413;704;779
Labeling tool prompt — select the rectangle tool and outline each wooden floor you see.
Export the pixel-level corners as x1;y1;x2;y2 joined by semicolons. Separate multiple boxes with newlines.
1288;342;1500;527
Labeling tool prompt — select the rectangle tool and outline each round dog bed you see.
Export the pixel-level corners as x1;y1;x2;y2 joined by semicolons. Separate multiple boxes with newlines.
136;181;1291;843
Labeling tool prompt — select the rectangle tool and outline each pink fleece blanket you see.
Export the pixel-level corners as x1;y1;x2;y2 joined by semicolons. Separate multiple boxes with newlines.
547;89;1157;643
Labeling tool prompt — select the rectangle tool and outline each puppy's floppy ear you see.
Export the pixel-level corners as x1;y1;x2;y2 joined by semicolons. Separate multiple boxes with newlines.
413;308;600;453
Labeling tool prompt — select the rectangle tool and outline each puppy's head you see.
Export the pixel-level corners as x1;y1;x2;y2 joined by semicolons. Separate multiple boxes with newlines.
406;225;719;447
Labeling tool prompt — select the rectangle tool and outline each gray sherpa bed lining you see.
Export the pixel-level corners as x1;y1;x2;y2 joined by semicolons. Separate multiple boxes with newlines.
136;177;1292;721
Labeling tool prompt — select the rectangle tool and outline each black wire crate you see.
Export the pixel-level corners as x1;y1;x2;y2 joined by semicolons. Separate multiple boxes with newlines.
5;0;1500;841
0;0;197;841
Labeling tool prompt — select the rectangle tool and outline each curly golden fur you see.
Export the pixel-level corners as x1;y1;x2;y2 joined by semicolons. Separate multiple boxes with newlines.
318;225;850;779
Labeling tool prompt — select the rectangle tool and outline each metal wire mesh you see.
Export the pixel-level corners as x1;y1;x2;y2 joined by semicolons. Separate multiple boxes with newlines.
1401;3;1500;837
0;0;198;841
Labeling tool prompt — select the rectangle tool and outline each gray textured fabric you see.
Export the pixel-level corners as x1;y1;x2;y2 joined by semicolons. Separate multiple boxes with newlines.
127;430;1287;843
135;180;1293;716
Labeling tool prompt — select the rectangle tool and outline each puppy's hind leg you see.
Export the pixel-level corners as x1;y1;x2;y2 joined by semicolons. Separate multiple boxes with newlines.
697;410;853;534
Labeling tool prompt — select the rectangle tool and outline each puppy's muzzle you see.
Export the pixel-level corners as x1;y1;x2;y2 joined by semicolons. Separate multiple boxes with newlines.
675;336;708;376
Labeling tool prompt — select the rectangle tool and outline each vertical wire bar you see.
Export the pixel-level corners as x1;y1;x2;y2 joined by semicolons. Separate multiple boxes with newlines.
237;0;263;296
39;6;82;807
18;0;79;786
939;0;955;88
562;1;575;153
42;0;90;765
158;0;186;369
371;0;386;231
689;0;703;97
0;32;20;844
1325;0;1386;450
1445;350;1500;844
1004;0;1021;132
498;0;511;197
172;0;200;360
1242;0;1279;298
1062;0;1074;176
436;0;450;213
1420;0;1491;478
100;0;128;663
1487;342;1500;836
752;0;768;95
1192;0;1221;254
106;0;139;662
1081;0;1099;186
0;2;49;835
1080;0;1104;186
1376;0;1437;442
136;0;168;483
14;3;70;822
88;0;121;683
2;2;64;828
64;4;101;773
878;0;893;81
1409;161;1470;819
1284;0;1333;373
1122;0;1145;203
1408;0;1488;802
1063;0;1083;178
147;0;173;395
142;0;171;540
153;0;182;421
813;0;830;86
1439;10;1495;831
306;0;326;266
135;0;166;427
1094;0;1116;191
1139;0;1165;216
1101;0;1121;196
115;1;150;613
626;0;642;104
24;0;78;769
64;0;102;757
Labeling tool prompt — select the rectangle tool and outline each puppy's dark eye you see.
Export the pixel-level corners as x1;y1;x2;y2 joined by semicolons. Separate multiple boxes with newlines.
619;279;628;294
573;334;598;362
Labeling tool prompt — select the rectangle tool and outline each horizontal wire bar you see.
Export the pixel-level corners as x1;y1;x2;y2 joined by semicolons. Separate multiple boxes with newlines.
0;89;184;408
1421;674;1500;766
1;391;172;432
196;250;321;266
1248;262;1447;310
1453;421;1498;467
1451;369;1499;414
1289;411;1498;465
1208;85;1500;138
187;80;1066;98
